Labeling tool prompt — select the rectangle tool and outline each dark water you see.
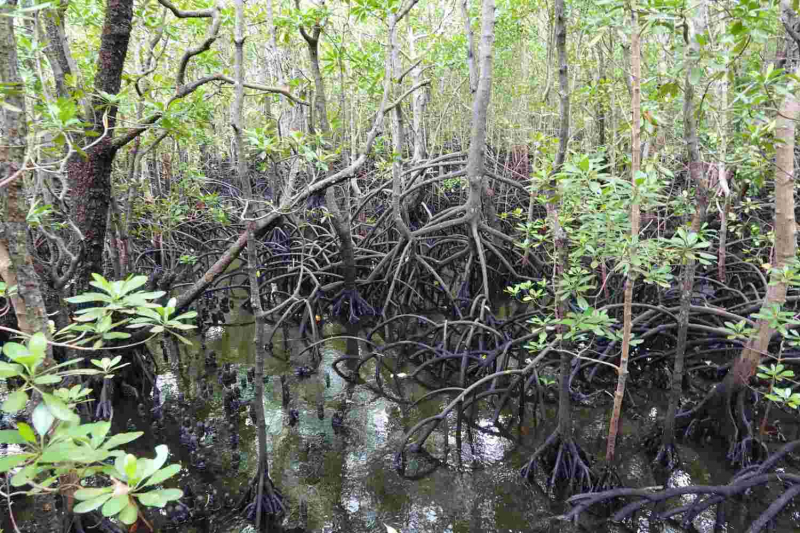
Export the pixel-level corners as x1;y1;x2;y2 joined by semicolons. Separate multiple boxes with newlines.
2;302;800;532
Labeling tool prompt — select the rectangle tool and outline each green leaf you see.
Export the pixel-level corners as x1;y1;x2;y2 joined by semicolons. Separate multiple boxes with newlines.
0;454;33;473
0;361;23;378
16;423;36;443
121;275;149;295
102;332;131;340
34;375;63;385
118;502;138;524
173;311;197;321
41;393;78;422
0;430;27;445
101;495;130;517
3;342;29;360
74;487;113;501
136;488;183;507
39;441;80;463
28;333;48;357
170;331;193;345
74;493;113;513
152;445;169;473
689;66;703;86
11;463;41;486
142;463;181;487
65;293;112;304
124;454;138;480
32;403;55;437
89;421;112;449
2;390;28;413
102;431;143;450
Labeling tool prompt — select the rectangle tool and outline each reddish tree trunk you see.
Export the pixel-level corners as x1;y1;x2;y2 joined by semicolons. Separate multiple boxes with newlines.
68;0;134;280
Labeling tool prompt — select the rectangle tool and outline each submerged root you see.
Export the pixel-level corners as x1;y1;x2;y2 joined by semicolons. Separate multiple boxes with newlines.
520;430;595;493
564;439;800;533
654;443;680;472
237;470;285;530
676;382;768;468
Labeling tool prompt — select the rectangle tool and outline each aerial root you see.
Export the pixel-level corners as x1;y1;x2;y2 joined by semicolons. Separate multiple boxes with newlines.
520;430;595;493
564;440;800;533
654;443;680;472
237;470;285;528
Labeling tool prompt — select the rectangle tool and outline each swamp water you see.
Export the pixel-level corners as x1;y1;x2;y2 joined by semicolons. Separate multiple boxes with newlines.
2;302;800;532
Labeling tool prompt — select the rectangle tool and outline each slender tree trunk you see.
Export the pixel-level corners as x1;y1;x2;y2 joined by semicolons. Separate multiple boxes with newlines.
391;13;415;251
606;3;640;463
462;0;478;94
299;20;360;342
660;0;710;461
543;0;574;448
408;26;428;163
728;81;798;387
463;0;495;300
596;41;606;149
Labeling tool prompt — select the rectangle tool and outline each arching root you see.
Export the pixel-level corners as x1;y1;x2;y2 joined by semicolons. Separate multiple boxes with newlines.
564;439;800;533
676;382;768;468
237;469;285;529
654;443;680;472
520;430;595;494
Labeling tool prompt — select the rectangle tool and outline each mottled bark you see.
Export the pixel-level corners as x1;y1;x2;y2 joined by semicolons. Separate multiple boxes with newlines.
67;0;134;282
1;3;58;530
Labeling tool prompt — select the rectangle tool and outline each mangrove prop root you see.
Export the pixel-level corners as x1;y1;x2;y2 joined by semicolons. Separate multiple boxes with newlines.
654;443;680;472
564;440;800;533
520;430;595;493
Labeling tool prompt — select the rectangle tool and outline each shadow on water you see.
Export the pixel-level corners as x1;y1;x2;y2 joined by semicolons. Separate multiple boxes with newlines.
2;297;800;532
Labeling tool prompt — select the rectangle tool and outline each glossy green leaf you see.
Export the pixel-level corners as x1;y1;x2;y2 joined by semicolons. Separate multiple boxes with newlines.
142;463;181;487
42;393;79;422
17;422;36;443
0;429;27;445
0;453;32;473
65;293;112;304
2;390;28;413
102;431;143;451
73;493;113;513
0;361;23;378
28;332;48;357
3;342;29;359
89;421;112;449
101;495;130;517
74;487;113;501
124;454;138;480
118;502;138;524
34;375;63;385
11;463;40;486
136;487;183;508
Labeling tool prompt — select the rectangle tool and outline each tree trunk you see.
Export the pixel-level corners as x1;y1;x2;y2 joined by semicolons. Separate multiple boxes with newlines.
1;3;59;530
68;0;135;282
606;2;640;463
464;0;495;300
660;0;710;460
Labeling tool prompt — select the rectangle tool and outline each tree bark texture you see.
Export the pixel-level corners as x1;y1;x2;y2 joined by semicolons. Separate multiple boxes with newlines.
68;0;135;282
